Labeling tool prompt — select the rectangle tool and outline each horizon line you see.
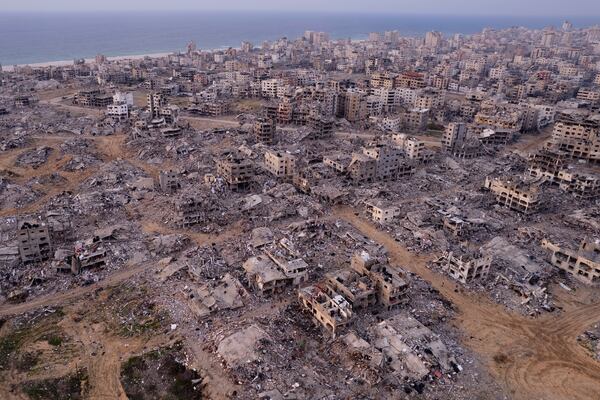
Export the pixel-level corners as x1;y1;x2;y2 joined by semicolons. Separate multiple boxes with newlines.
1;10;599;18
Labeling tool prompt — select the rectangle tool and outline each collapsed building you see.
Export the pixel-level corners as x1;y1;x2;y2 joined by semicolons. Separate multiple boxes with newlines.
364;199;400;224
528;149;600;199
392;133;434;163
159;170;181;193
254;117;276;145
298;284;353;338
264;150;296;181
243;239;309;295
307;115;335;139
341;313;458;384
350;251;409;310
73;88;113;107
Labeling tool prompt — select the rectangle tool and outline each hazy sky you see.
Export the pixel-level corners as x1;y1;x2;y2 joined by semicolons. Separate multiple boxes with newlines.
2;0;599;16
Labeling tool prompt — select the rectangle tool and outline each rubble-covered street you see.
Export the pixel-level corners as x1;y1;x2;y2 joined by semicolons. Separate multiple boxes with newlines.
1;21;600;400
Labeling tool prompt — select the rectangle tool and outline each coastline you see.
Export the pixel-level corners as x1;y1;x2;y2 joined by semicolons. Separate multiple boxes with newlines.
2;36;373;73
2;52;173;72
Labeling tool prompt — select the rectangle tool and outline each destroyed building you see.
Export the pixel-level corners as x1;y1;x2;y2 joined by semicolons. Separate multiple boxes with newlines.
254;117;276;145
242;238;309;295
484;176;541;214
542;239;600;284
216;150;254;191
528;149;600;199
441;251;493;284
350;251;409;309
74;89;113;108
364;199;400;224
346;145;414;183
159;170;181;193
17;219;52;264
298;284;353;338
546;112;600;164
264;150;295;181
307;115;335;139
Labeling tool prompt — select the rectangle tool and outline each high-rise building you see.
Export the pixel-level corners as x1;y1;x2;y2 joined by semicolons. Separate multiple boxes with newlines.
443;122;468;151
541;31;556;47
425;31;443;48
147;93;166;119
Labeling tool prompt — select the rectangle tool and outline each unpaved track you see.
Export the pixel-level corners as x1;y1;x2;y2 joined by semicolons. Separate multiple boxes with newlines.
334;206;600;400
0;134;163;218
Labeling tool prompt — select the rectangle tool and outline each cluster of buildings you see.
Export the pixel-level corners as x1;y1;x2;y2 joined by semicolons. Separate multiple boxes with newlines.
2;20;600;399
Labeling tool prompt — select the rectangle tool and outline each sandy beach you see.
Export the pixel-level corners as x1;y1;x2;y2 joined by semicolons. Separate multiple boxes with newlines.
2;52;173;72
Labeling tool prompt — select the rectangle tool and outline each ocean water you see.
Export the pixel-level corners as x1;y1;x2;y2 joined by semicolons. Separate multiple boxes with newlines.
0;11;598;66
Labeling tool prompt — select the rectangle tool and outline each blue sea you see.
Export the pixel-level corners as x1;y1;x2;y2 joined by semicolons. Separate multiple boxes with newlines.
0;11;599;66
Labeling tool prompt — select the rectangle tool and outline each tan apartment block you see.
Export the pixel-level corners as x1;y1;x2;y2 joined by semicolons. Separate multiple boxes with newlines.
264;150;295;180
442;252;492;284
542;239;600;284
216;151;254;191
298;285;353;338
484;177;540;214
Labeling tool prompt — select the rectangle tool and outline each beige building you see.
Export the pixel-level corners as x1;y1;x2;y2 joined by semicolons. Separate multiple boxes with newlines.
340;89;368;122
546;113;600;164
254;118;276;145
350;251;409;310
392;133;434;162
542;239;600;284
298;285;353;338
264;150;295;180
147;92;166;119
442;252;492;284
484;177;540;214
326;269;378;310
576;89;600;102
364;199;400;224
528;150;599;198
243;255;291;295
403;108;429;131
443;122;468;151
216;150;254;191
346;145;414;184
243;238;309;295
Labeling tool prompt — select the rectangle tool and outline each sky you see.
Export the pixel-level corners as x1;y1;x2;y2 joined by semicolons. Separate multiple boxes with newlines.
1;0;599;16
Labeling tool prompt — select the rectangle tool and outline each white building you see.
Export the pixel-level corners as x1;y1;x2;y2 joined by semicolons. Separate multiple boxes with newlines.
107;103;129;121
113;92;133;106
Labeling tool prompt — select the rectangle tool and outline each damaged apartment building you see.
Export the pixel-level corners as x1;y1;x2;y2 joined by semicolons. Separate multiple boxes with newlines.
324;144;414;184
243;238;309;295
546;112;600;164
254;117;276;145
439;251;493;284
159;170;181;193
528;149;600;199
299;251;409;337
216;150;255;191
542;239;600;284
264;150;296;181
17;218;53;264
484;176;541;214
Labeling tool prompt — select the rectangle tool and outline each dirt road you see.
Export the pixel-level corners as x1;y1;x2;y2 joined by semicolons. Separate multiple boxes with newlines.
334;206;600;400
